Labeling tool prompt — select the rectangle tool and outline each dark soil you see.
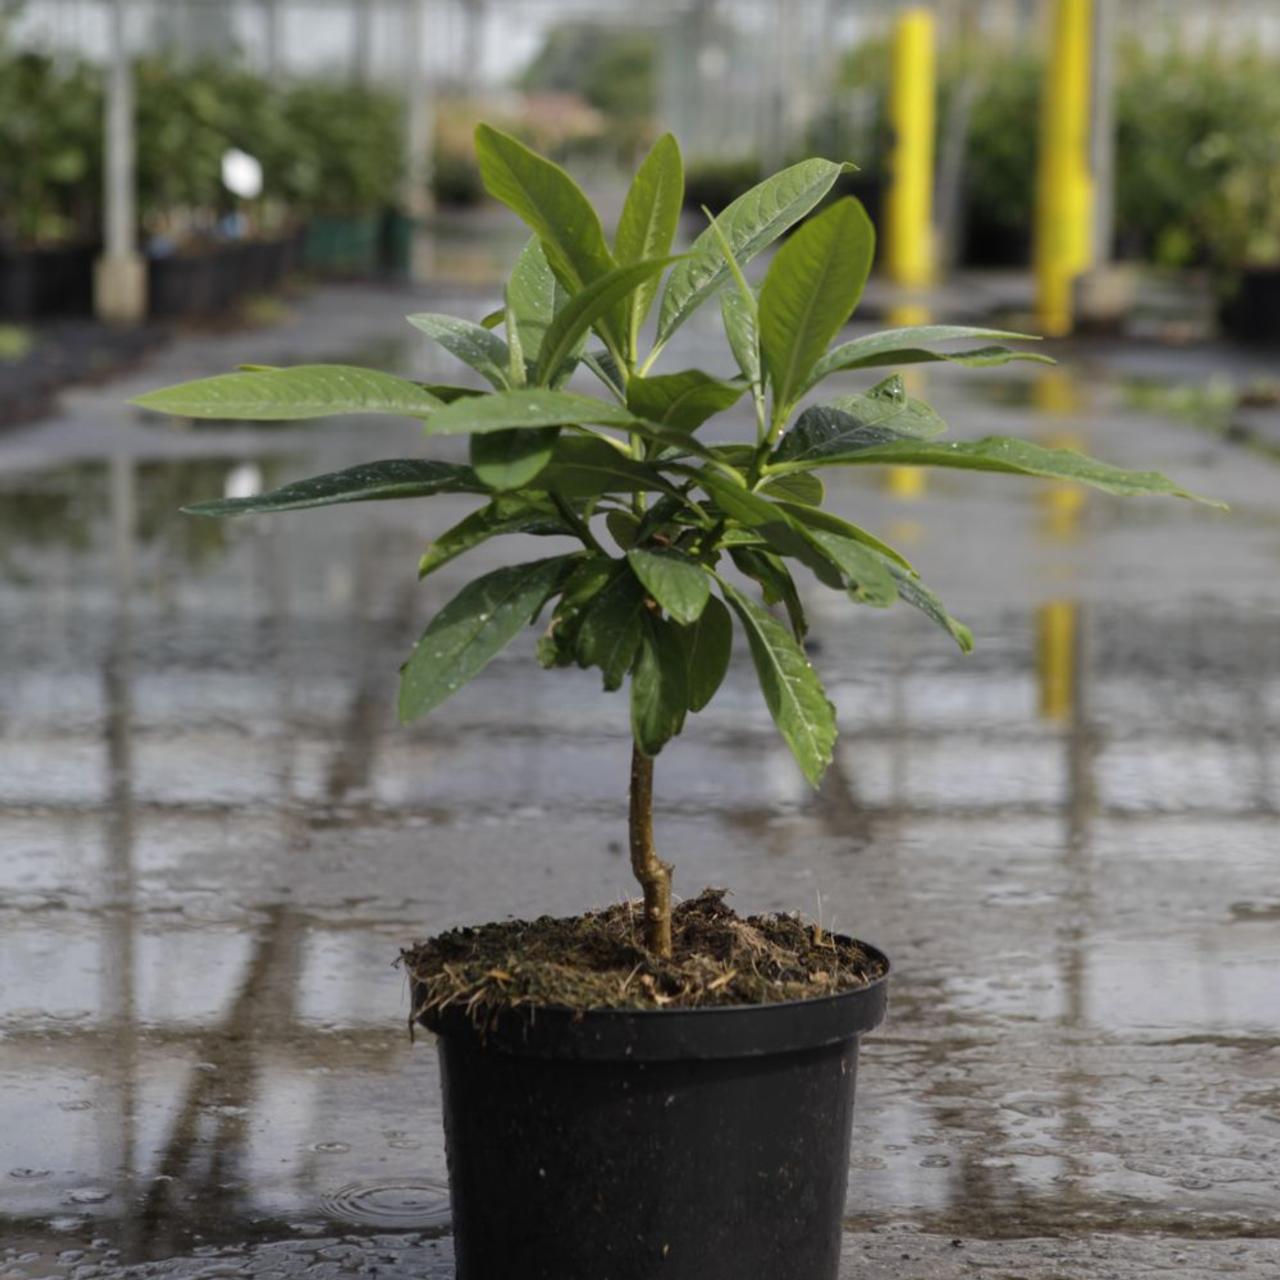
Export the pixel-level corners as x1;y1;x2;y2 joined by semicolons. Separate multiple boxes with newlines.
401;888;887;1017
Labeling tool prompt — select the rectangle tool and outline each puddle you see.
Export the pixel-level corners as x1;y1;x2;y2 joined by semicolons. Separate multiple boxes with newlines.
1;285;1278;1267
319;1178;451;1231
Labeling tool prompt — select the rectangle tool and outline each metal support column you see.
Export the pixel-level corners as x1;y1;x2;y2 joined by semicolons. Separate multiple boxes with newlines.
94;0;146;324
402;0;433;220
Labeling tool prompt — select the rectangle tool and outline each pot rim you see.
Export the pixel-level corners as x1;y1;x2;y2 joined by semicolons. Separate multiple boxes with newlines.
416;936;891;1063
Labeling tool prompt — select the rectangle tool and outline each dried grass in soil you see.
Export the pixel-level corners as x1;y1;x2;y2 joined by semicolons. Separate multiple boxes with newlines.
402;888;886;1019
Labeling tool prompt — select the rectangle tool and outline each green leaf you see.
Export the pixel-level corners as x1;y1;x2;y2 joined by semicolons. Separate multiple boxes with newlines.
759;470;824;505
694;471;843;590
183;459;484;517
575;566;648;691
537;554;617;668
695;469;895;601
418;496;570;579
826;375;949;437
759;197;874;412
504;291;526;387
536;257;678;384
406;313;511;390
677;594;733;712
615;132;684;350
630;613;688;756
470;427;560;490
696;471;834;581
720;580;836;787
606;508;641;549
769;384;947;468
656;158;849;347
474;124;615;294
805;324;1048;390
133;365;444;421
626;369;747;431
583;349;625;398
770;433;1225;503
888;566;974;653
720;287;762;388
420;382;487;404
398;554;579;721
771;500;913;571
506;237;558;365
802;528;898;607
627;547;711;624
533;436;678;500
425;388;636;435
730;547;808;641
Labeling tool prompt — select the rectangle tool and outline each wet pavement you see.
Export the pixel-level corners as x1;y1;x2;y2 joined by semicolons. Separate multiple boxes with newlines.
2;265;1279;1278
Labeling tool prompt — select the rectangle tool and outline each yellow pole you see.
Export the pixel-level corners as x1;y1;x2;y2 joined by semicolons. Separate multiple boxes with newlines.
885;8;936;289
1035;0;1095;336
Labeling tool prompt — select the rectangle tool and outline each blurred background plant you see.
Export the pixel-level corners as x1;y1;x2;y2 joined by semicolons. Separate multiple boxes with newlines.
4;1;1280;332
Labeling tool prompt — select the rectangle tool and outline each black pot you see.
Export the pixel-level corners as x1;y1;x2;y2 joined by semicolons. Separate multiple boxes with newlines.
418;941;889;1280
149;252;218;318
0;243;97;319
960;215;1032;268
1220;267;1280;345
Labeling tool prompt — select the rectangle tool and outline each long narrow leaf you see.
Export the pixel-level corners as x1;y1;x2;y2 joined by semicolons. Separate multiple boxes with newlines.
805;324;1047;390
759;197;874;412
183;460;484;517
720;581;836;787
133;365;444;421
536;257;678;384
768;434;1226;503
398;554;580;721
656;158;850;347
631;612;689;756
615;133;684;349
425;388;637;435
506;237;558;365
406;314;511;389
418;497;571;579
474;124;614;292
678;594;733;712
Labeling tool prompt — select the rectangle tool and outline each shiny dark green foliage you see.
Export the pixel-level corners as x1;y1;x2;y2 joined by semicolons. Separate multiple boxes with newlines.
145;127;1217;786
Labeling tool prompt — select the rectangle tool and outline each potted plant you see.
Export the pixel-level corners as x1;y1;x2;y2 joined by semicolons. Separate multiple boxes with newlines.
134;126;1216;1279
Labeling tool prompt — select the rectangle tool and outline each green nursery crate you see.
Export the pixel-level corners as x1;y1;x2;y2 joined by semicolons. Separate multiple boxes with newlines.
302;213;382;274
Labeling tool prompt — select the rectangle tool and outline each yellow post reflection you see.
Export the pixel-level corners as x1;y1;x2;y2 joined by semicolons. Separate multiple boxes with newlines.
1036;598;1077;721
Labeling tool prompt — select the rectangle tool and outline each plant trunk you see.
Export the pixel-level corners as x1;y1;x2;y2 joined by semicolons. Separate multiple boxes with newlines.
629;744;672;957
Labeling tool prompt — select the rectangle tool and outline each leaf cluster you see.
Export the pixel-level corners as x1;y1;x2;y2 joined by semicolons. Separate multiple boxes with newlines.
135;127;1217;787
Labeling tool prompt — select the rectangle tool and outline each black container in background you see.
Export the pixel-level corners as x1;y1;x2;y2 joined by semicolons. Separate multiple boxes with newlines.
0;244;97;319
419;942;889;1280
1220;267;1280;345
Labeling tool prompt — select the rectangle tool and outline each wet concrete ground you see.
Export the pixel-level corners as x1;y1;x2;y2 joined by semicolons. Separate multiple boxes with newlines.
1;266;1278;1278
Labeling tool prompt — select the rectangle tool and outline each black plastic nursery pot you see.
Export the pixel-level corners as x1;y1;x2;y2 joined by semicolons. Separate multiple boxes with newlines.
0;243;97;319
1220;267;1280;345
416;940;889;1280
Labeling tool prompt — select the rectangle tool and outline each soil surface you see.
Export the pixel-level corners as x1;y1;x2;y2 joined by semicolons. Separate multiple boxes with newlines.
402;887;888;1015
